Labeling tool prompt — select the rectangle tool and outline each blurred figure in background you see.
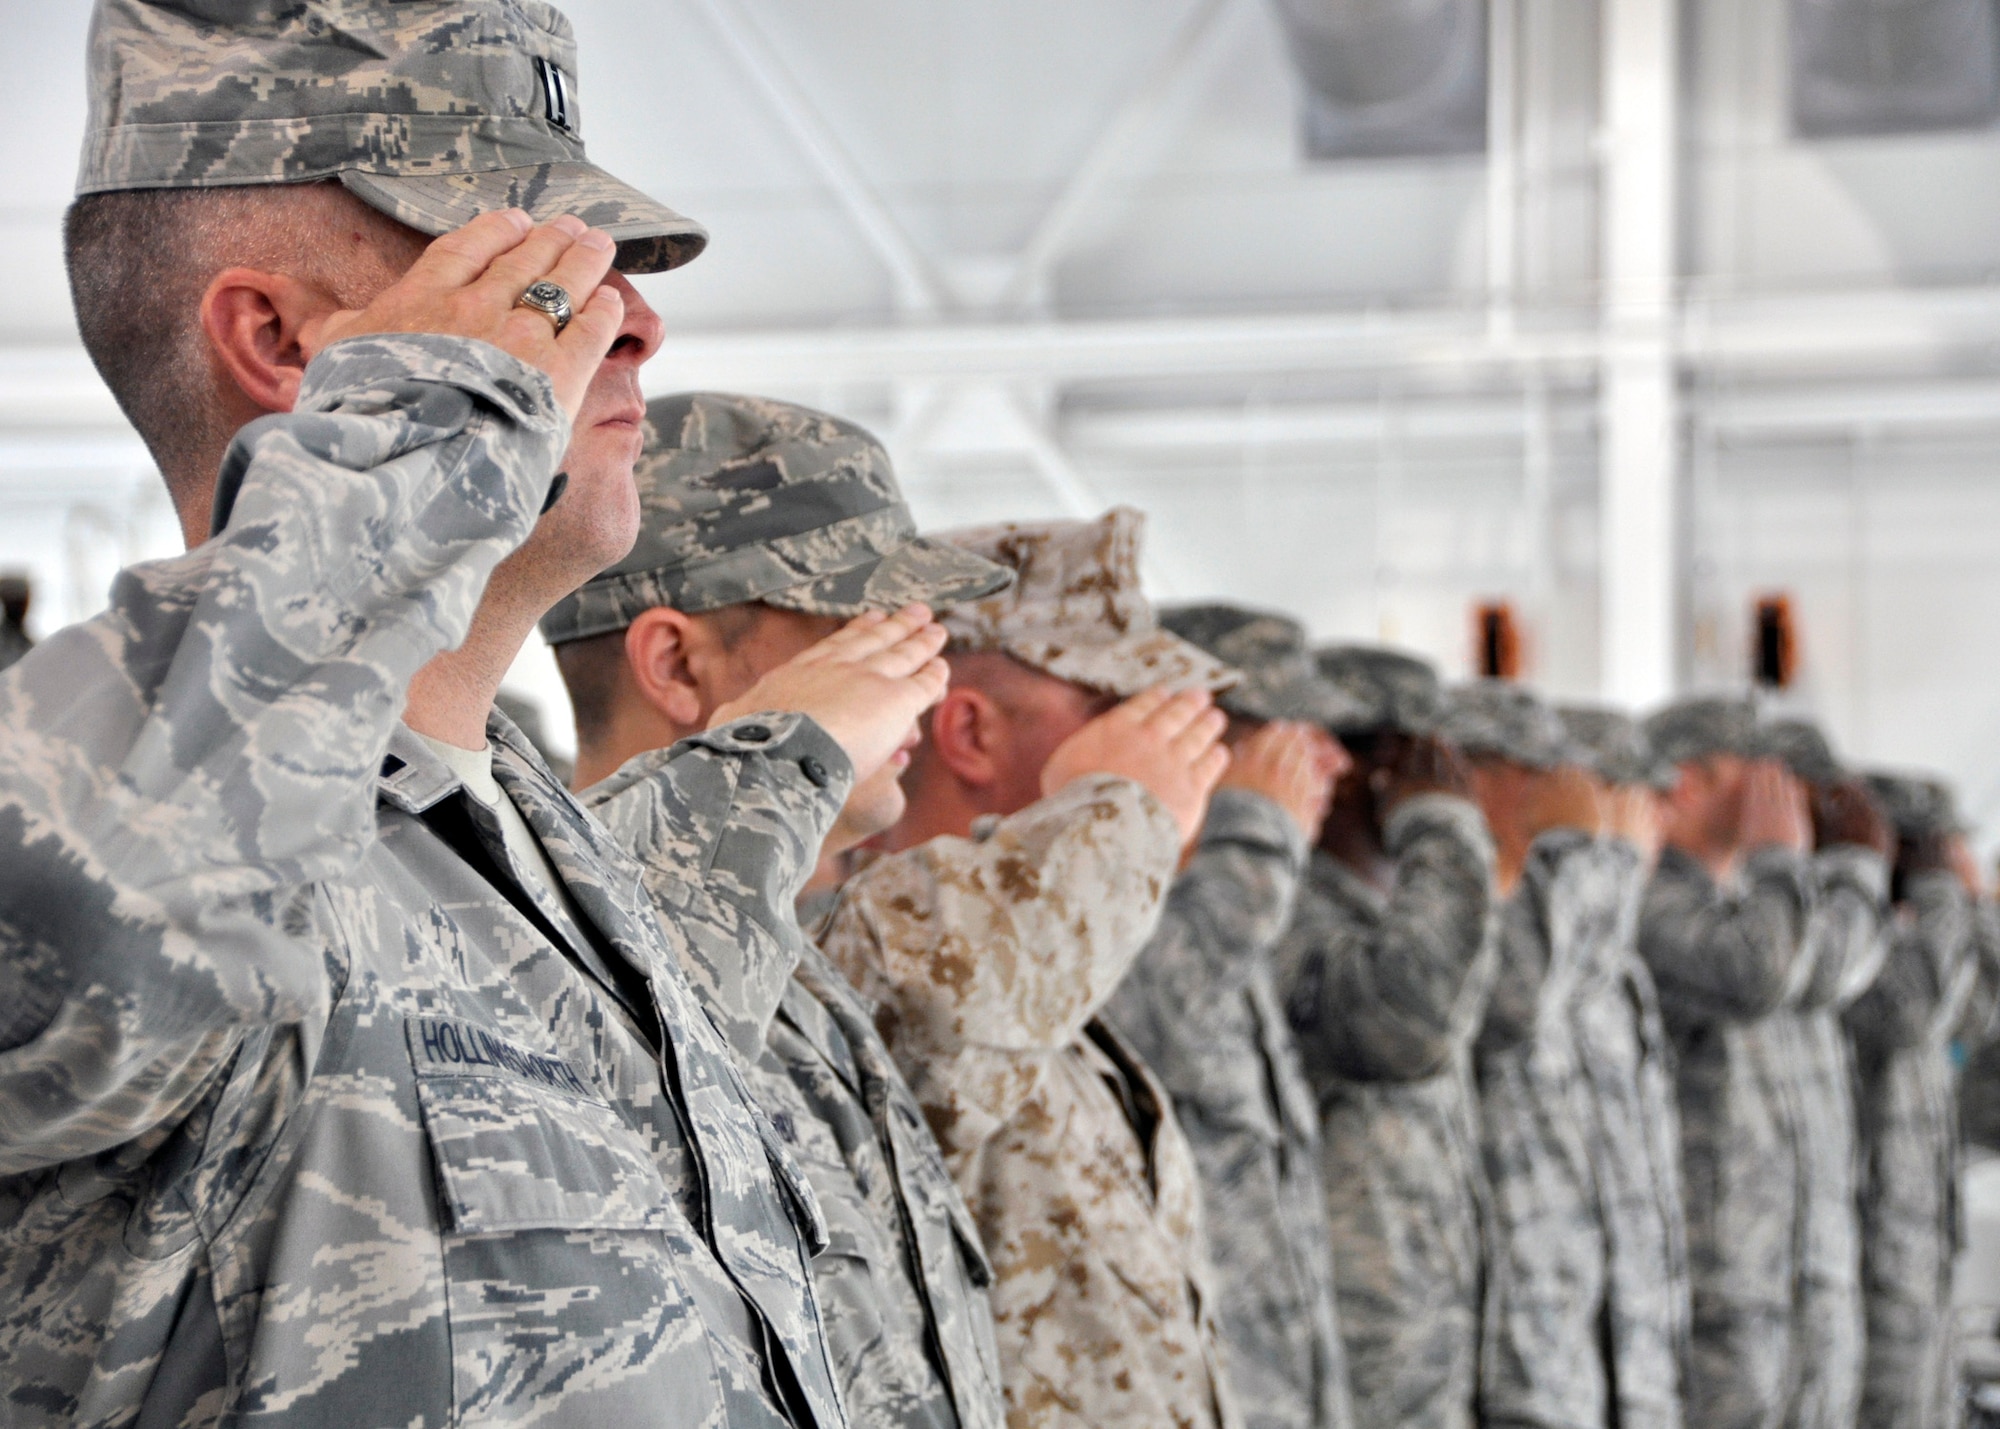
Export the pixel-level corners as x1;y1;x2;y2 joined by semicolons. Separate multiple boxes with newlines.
1849;775;2000;1429
817;509;1242;1429
0;573;31;673
1639;697;1818;1429
1760;719;1897;1429
1273;647;1498;1429
1105;604;1356;1429
1444;682;1619;1429
1560;706;1693;1429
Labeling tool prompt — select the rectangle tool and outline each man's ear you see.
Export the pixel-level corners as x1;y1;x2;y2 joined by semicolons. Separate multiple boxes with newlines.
200;266;339;416
926;687;1005;789
623;607;707;732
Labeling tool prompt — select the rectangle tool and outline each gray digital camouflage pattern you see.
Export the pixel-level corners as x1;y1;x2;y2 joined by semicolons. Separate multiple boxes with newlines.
1437;680;1574;769
1471;828;1615;1429
1639;841;1816;1429
585;741;1007;1429
1104;788;1353;1429
0;335;847;1426
1158;605;1364;727
1573;838;1693;1429
1274;795;1499;1429
1775;844;1890;1429
820;776;1240;1429
541;392;1011;644
939;508;1238;698
80;0;705;272
1311;646;1445;736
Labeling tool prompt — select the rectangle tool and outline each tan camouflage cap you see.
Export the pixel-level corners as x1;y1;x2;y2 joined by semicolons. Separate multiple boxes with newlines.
938;508;1238;698
1159;603;1364;725
1440;681;1576;770
79;0;704;274
540;393;1013;643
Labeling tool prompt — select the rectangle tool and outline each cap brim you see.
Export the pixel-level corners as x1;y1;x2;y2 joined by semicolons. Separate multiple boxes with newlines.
1008;628;1240;700
759;535;1015;618
340;161;707;274
1224;670;1371;727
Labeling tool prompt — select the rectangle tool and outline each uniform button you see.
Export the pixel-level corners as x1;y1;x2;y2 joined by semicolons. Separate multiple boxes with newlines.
494;378;538;415
800;755;831;788
736;724;771;743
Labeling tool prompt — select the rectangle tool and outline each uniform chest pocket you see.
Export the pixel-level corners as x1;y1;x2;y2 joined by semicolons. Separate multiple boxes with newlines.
407;1016;668;1232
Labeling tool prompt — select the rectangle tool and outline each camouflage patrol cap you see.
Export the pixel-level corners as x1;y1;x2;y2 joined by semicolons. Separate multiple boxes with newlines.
79;0;704;274
1559;705;1676;790
1756;718;1845;786
1644;695;1760;768
540;393;1013;643
1159;603;1365;725
938;507;1238;698
1440;681;1575;770
1311;645;1443;737
1865;772;1965;841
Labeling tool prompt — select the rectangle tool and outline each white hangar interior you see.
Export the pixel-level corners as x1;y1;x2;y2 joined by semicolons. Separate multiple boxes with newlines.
3;0;2000;847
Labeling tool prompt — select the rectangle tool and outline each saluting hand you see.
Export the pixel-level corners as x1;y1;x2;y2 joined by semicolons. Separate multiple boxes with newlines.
1221;720;1347;843
710;605;951;788
299;209;625;420
1040;686;1233;844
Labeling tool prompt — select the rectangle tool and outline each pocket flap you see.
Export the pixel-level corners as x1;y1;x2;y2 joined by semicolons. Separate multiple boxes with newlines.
408;1017;668;1234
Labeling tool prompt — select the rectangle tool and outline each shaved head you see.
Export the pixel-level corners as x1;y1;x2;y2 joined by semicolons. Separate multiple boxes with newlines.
64;182;429;512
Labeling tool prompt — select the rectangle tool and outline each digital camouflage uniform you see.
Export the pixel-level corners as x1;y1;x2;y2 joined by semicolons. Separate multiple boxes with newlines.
0;12;847;1425
1847;776;1990;1429
1639;698;1817;1429
1445;683;1616;1429
820;509;1245;1429
1560;706;1692;1429
1274;647;1498;1429
1761;721;1893;1429
0;334;851;1429
546;392;1015;1429
1103;605;1358;1429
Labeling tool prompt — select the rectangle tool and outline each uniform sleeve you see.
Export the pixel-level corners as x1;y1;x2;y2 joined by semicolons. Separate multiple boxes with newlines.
583;714;853;1062
1280;793;1499;1084
0;335;566;1171
1796;845;1891;1012
1954;899;2000;1049
1637;845;1814;1031
1475;829;1599;1059
1103;788;1307;1095
817;774;1181;1151
1844;871;1968;1067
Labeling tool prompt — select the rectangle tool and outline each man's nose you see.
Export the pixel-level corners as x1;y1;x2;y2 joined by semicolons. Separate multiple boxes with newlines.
603;268;665;364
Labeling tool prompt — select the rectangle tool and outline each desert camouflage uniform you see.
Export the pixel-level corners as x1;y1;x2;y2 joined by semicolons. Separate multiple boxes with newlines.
820;776;1238;1429
1471;828;1617;1429
586;744;1006;1429
1105;788;1352;1429
1640;843;1816;1429
1573;839;1692;1429
0;337;845;1426
1275;795;1498;1429
1849;869;1977;1429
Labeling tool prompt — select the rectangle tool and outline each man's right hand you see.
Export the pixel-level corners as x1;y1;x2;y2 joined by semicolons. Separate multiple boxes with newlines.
300;209;625;420
1372;732;1474;818
1221;720;1346;842
1810;777;1895;858
1040;687;1231;844
1739;759;1813;854
710;605;950;786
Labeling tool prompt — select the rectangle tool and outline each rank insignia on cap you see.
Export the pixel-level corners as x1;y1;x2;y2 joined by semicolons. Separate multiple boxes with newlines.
536;56;574;133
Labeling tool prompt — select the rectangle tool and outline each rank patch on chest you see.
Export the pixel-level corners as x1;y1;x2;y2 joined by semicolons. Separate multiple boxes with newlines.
406;1016;597;1101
